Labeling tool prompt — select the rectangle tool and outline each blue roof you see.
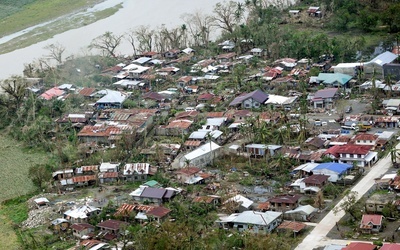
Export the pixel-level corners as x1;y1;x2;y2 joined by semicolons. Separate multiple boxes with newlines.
313;162;352;174
317;73;352;85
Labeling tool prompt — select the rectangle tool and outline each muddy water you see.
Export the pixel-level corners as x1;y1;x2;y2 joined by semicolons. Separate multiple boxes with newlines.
0;0;226;80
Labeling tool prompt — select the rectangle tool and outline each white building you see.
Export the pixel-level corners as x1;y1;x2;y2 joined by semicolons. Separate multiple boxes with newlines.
179;141;221;168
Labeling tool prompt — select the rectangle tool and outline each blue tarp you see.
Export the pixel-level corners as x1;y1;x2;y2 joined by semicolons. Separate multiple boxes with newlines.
313;162;352;174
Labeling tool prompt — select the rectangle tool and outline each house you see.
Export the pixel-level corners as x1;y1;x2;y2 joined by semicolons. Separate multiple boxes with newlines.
98;172;118;184
264;94;298;110
175;167;201;183
360;214;383;234
79;240;109;249
303;174;329;189
164;49;181;59
197;93;215;103
342;242;378;250
122;163;150;181
78;87;96;98
383;99;400;114
383;64;400;81
52;169;73;180
142;91;165;102
284;205;317;222
229;89;269;109
245;144;282;157
97;219;128;240
291;163;319;178
130;187;176;204
268;194;301;212
225;194;254;212
56;113;90;127
225;109;252;122
64;205;101;223
95;89;128;109
324;144;378;168
132;57;152;65
51;218;70;232
316;73;352;88
99;162;119;172
365;193;395;213
71;223;95;239
311;162;352;182
175;111;200;121
274;58;297;70
77;124;125;145
352;133;379;147
115;204;171;223
311;88;339;109
307;6;322;17
40;87;64;100
179;141;222;168
276;221;306;236
250;48;264;57
146;206;172;223
381;244;400;250
304;137;326;150
217;210;282;234
193;195;221;206
217;52;236;63
177;76;193;87
72;175;96;187
34;197;50;208
163;119;193;136
113;79;145;89
365;51;398;76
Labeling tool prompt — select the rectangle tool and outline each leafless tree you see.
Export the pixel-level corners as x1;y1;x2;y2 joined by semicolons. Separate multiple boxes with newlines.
154;25;186;53
182;11;213;47
134;25;155;53
212;1;244;35
125;29;138;55
89;31;123;57
43;43;66;64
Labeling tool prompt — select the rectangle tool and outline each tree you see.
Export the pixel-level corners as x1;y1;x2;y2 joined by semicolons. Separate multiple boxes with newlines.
89;31;123;57
134;25;155;52
1;76;28;111
212;1;244;35
29;164;51;190
333;190;360;220
182;11;213;47
43;43;66;65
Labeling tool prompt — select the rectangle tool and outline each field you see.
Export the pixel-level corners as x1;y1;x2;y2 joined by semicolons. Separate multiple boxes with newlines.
0;135;48;249
0;0;105;37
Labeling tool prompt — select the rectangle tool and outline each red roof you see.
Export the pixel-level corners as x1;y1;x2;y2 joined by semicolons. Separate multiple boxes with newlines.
79;88;96;97
97;219;128;230
325;145;372;156
178;76;192;83
147;206;171;218
269;194;301;204
165;119;193;129
175;111;199;119
40;87;64;100
78;125;122;138
206;112;225;118
343;242;377;250
217;52;236;59
198;93;215;101
361;214;383;227
99;172;118;178
381;244;400;250
277;221;306;232
303;174;329;185
353;133;378;141
184;140;202;147
72;175;96;183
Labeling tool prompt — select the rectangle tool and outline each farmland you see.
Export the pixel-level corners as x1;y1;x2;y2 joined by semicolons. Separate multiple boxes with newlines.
0;0;105;37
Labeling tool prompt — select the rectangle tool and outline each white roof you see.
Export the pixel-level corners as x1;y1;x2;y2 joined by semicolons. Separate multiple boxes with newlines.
68;114;86;119
376;131;395;140
206;118;226;127
130;186;145;197
210;130;223;139
133;57;152;65
189;131;208;140
123;163;150;176
114;79;142;87
58;84;74;90
228;122;245;128
185;176;204;184
265;94;297;105
293;163;319;172
96;90;127;104
60;179;74;186
333;62;364;68
381;173;397;180
99;162;119;172
52;169;73;177
364;151;378;162
222;211;282;225
64;205;100;219
34;197;50;204
368;51;398;66
183;141;221;161
250;48;263;53
225;194;254;209
285;205;317;215
386;99;400;107
290;178;305;187
182;47;194;54
135;212;148;220
229;144;240;150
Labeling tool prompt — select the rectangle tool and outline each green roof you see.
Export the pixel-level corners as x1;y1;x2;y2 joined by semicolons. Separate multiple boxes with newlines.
317;73;352;85
144;180;160;187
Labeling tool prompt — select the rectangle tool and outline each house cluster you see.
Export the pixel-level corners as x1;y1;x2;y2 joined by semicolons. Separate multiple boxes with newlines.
215;193;317;235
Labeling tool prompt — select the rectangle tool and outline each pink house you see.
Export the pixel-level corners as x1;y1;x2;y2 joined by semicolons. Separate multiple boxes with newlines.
40;87;64;100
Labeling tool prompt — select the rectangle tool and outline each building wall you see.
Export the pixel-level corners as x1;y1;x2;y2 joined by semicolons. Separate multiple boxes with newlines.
243;98;261;109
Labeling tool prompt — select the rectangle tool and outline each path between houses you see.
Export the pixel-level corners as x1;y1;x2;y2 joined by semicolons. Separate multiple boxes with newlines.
295;150;393;250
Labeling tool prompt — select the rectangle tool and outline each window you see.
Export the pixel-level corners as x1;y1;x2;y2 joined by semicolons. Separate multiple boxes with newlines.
245;104;250;108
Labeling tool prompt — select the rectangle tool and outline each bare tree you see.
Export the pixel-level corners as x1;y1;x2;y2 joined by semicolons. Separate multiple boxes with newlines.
134;25;155;53
212;1;244;35
43;43;66;64
89;31;123;57
125;29;138;55
182;11;213;47
1;76;28;110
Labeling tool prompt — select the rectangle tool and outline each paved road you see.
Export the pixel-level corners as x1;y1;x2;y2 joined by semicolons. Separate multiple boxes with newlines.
295;151;393;250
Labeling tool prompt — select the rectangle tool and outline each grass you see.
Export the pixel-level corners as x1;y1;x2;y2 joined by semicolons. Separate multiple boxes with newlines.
0;134;48;202
0;134;48;249
0;0;105;37
0;4;122;55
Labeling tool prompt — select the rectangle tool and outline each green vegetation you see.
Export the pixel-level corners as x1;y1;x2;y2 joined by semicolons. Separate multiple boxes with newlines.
0;0;105;37
0;3;122;55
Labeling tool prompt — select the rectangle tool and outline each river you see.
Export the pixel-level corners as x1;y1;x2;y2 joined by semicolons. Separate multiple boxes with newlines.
0;0;296;80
